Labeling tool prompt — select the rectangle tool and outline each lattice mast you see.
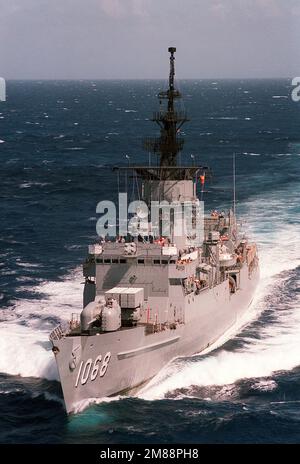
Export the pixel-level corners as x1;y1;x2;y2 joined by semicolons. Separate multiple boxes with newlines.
144;47;188;178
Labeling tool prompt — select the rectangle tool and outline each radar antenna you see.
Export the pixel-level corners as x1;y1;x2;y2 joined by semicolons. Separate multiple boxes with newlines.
114;48;210;187
143;47;189;178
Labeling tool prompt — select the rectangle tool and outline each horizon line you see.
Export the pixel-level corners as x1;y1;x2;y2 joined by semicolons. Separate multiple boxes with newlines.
3;76;293;82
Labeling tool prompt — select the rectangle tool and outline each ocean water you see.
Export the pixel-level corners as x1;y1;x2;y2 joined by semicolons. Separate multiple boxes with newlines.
0;79;299;444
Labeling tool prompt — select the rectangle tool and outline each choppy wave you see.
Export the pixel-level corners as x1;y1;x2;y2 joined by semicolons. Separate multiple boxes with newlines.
0;269;82;381
72;395;122;414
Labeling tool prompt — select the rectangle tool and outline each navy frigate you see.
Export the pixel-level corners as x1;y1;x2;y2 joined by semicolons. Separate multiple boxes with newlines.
50;48;259;414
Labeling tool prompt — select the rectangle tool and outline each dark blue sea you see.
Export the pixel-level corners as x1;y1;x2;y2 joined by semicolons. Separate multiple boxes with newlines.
0;79;299;444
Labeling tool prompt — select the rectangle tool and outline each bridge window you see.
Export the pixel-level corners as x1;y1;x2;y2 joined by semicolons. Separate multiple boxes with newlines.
120;259;127;264
153;260;160;264
138;259;145;264
104;259;111;264
96;258;103;263
112;259;118;264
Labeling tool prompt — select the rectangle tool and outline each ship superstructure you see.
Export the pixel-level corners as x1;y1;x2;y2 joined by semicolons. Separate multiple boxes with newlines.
50;48;259;414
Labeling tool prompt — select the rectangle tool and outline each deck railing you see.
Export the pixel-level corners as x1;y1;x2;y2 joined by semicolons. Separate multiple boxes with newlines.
49;323;65;341
49;314;81;341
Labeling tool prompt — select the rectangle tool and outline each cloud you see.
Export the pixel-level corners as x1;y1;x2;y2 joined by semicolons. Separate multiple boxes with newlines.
97;0;149;18
209;0;292;19
97;0;125;17
0;0;298;78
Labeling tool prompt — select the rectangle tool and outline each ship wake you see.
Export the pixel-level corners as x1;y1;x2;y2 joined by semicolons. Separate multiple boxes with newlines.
0;269;82;381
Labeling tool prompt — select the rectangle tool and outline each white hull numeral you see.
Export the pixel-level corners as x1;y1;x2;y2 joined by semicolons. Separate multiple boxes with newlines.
81;359;92;385
75;361;83;388
90;355;102;381
74;352;111;387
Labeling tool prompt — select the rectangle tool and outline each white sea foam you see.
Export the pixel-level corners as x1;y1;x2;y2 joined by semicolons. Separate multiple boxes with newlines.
243;152;261;156
19;182;50;189
0;269;83;381
208;117;238;120
251;379;277;392
15;261;42;268
0;387;24;395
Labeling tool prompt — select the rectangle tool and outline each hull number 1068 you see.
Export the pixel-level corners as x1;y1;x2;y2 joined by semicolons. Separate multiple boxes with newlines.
75;352;111;387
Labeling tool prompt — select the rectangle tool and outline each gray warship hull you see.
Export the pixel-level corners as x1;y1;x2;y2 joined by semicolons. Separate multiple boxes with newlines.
53;264;259;413
50;47;260;414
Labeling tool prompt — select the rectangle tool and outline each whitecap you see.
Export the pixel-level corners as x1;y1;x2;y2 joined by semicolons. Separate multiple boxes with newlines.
53;134;65;139
19;182;50;188
15;261;42;268
0;388;24;395
243;152;261;156
251;379;277;392
64;244;84;250
218;117;239;120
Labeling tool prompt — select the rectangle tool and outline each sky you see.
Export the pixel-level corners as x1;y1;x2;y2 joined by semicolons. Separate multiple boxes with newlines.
0;0;299;79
